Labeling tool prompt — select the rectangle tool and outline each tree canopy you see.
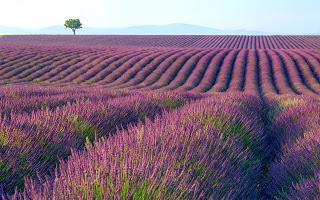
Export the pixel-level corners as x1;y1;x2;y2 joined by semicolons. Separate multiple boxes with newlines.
64;19;82;35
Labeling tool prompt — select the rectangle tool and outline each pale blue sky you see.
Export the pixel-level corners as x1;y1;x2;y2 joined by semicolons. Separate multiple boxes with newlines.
0;0;319;34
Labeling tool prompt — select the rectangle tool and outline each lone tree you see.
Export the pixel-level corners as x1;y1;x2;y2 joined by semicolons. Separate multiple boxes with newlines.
64;19;82;35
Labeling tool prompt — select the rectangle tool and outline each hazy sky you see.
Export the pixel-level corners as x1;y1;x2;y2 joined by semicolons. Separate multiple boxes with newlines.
0;0;319;34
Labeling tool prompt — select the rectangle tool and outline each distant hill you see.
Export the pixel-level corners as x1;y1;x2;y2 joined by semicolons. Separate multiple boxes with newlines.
0;26;28;34
0;23;268;35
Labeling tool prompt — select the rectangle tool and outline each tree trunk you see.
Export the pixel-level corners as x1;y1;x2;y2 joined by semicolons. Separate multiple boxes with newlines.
73;29;75;35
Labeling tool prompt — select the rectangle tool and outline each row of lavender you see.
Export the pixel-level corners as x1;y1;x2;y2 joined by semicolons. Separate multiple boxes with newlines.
12;93;320;199
0;85;127;117
267;95;320;199
0;85;196;195
0;85;319;199
1;35;320;49
8;92;269;199
0;45;319;95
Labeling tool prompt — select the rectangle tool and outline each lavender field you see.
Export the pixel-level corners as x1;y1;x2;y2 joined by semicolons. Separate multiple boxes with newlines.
0;36;319;199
